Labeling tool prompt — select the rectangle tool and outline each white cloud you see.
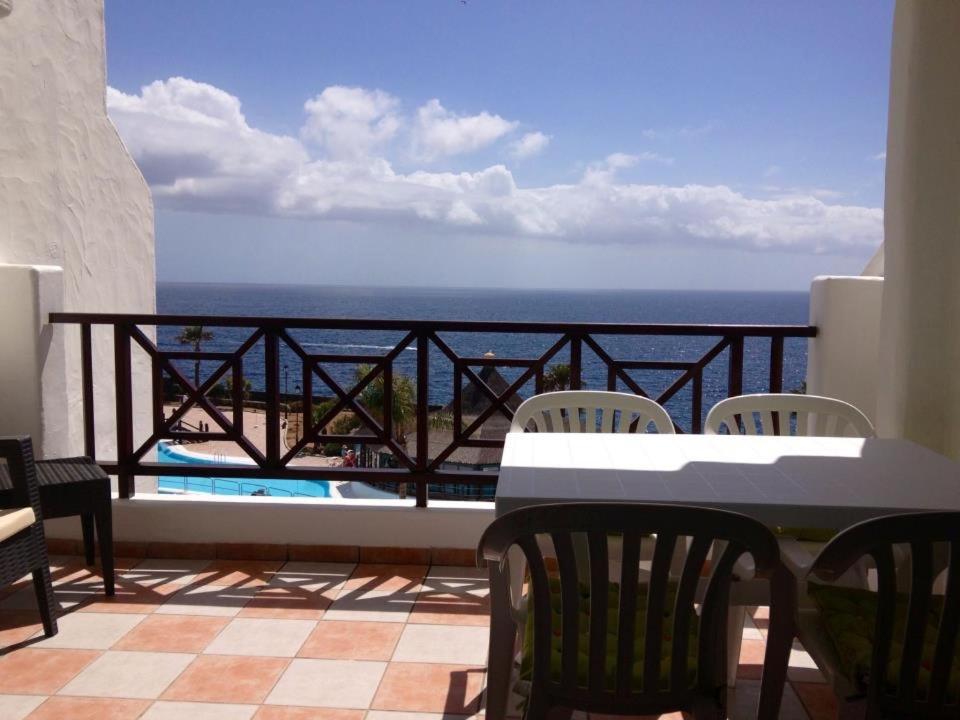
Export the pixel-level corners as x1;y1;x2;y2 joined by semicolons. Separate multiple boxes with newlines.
301;86;400;159
107;78;307;213
872;152;886;161
411;99;518;161
108;78;883;255
509;131;551;159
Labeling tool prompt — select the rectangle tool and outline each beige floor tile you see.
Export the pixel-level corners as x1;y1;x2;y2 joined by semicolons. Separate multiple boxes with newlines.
58;650;195;699
0;694;45;720
204;618;316;657
141;700;258;720
34;612;146;650
265;658;386;709
392;624;488;665
155;585;257;617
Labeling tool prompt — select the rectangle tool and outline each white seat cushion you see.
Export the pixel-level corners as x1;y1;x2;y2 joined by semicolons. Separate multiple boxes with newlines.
0;507;35;541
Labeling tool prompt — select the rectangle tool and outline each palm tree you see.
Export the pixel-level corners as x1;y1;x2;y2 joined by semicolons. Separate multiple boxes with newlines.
355;364;416;441
542;363;572;392
175;325;213;389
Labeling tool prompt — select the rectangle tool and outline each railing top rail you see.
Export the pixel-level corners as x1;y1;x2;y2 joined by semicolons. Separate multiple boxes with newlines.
49;312;817;337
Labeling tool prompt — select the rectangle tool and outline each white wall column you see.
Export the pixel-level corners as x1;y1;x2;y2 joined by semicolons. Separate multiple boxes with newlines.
876;1;960;457
0;0;155;461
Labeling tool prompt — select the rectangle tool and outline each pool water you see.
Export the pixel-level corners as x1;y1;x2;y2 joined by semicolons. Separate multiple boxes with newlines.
157;442;331;498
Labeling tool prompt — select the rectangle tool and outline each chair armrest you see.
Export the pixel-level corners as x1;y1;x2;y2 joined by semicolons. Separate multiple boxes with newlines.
0;437;43;520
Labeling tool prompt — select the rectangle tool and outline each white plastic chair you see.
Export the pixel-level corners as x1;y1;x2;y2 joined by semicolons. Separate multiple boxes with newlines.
509;390;675;434
705;394;875;688
704;393;876;438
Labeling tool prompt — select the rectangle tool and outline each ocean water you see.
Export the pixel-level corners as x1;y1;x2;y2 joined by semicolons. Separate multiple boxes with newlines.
157;283;810;433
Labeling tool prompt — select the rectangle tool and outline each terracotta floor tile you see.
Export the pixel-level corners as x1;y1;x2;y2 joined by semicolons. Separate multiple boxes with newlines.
0;648;100;694
372;663;485;714
0;610;43;649
77;580;181;614
26;696;151;719
409;593;490;626
239;584;332;620
792;681;839;720
123;558;213;587
253;708;365;720
112;615;230;653
298;620;403;661
162;654;289;704
140;700;258;719
736;638;767;679
195;561;283;589
341;565;427;594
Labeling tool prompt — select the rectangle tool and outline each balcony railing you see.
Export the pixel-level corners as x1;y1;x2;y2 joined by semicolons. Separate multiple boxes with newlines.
50;313;816;506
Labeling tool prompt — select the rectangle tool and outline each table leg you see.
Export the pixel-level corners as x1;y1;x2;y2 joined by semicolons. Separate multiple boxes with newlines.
94;497;115;596
80;514;96;565
486;562;518;720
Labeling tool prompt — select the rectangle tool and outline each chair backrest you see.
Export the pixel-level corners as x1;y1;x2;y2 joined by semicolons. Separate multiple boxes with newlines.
509;391;675;434
704;393;875;438
478;502;790;717
808;512;960;716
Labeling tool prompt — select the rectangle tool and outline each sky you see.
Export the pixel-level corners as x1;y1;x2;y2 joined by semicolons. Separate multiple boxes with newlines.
104;1;894;291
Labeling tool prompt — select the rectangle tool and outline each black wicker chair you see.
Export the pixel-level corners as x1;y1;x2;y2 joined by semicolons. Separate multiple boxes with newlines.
796;511;960;719
0;437;58;638
478;502;796;720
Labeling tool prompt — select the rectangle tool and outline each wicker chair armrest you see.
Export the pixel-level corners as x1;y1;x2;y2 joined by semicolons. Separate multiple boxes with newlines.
0;436;43;520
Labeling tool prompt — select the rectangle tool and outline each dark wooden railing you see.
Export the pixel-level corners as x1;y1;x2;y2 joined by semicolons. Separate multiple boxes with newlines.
50;313;816;507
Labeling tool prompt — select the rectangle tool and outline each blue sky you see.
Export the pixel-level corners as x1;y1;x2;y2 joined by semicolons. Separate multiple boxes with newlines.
105;1;893;290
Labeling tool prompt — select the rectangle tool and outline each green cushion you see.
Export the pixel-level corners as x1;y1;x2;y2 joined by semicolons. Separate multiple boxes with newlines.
808;584;960;700
516;576;699;697
776;527;837;543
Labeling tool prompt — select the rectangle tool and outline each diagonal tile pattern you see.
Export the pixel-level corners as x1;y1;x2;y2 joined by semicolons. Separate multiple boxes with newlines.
0;556;832;719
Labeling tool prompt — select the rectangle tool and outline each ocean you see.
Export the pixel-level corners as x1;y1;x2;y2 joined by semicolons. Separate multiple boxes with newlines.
157;283;810;433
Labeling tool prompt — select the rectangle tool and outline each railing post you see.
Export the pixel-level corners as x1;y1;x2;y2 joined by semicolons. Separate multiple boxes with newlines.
692;369;703;434
727;336;744;398
769;335;785;433
769;336;785;394
114;324;134;498
415;332;429;508
80;323;96;460
265;329;280;469
301;361;312;444
233;360;245;438
570;334;583;390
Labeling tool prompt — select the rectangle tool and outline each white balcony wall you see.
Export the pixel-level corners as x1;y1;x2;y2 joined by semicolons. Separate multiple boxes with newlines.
45;495;494;551
806;276;884;425
877;0;960;458
0;0;155;475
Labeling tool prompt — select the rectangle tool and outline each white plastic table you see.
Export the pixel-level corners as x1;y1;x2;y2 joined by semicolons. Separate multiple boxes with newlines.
497;433;960;526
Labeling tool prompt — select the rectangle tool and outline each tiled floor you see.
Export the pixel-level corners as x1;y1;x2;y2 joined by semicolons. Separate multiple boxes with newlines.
0;555;837;720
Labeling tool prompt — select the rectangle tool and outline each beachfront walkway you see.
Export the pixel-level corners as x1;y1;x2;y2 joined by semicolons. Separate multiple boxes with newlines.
0;553;836;719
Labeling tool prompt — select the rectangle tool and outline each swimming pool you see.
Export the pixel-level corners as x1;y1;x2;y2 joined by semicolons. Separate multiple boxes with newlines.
157;442;331;498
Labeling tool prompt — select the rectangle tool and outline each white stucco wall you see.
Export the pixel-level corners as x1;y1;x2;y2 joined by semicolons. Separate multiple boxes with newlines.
806;276;884;425
0;0;155;464
877;0;960;458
